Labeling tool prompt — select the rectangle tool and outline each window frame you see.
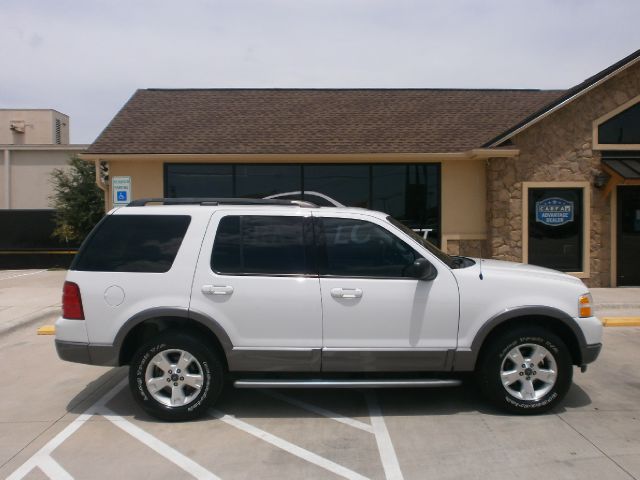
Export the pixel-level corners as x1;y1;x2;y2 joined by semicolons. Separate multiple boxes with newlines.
313;215;426;280
209;214;317;277
593;94;640;151
522;182;591;278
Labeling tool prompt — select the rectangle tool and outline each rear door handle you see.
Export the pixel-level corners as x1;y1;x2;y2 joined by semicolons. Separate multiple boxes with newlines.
330;288;363;299
202;285;234;295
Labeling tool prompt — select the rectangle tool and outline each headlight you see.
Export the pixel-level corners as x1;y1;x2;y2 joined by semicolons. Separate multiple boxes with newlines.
579;293;593;318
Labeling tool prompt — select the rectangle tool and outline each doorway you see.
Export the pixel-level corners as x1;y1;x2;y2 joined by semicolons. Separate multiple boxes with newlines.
617;185;640;286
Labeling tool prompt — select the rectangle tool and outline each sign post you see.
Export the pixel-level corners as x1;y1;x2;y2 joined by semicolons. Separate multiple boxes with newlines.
112;176;132;207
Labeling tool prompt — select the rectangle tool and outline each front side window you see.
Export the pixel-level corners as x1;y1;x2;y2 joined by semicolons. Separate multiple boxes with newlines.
211;215;311;275
72;215;191;273
317;217;420;278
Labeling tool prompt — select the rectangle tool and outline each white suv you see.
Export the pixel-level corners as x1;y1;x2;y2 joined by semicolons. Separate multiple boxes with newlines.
55;198;602;420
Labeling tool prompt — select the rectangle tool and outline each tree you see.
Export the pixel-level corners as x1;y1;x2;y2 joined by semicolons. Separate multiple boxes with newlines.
50;155;105;244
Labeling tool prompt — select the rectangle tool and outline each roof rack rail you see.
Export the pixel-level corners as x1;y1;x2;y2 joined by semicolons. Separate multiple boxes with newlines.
126;197;318;208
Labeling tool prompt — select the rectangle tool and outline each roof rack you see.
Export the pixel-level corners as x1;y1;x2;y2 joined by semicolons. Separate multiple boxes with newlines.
126;197;318;208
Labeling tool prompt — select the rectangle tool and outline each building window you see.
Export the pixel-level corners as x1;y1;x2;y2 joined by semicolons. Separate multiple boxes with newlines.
598;101;640;144
165;163;441;245
527;187;584;272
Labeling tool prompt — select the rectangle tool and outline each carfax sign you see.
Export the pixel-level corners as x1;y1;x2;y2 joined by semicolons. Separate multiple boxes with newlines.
112;176;132;207
535;197;574;226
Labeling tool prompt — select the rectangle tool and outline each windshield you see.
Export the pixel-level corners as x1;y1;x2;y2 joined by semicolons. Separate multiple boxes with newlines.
387;216;456;268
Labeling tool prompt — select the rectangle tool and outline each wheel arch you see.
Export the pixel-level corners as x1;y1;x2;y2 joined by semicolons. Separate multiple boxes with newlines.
116;307;232;369
454;306;587;371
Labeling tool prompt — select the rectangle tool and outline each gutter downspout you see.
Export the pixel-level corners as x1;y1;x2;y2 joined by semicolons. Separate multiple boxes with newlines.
3;149;9;209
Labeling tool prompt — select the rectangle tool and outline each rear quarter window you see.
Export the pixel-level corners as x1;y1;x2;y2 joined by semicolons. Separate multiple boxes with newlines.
71;215;191;273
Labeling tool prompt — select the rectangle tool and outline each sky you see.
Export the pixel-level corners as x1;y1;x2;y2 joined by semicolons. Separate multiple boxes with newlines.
2;0;640;144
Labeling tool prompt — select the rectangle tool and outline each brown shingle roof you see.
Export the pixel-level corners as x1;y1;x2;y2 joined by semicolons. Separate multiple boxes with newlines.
87;89;564;155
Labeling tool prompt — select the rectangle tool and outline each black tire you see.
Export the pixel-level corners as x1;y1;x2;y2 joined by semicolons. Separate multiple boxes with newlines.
477;327;573;414
129;330;224;421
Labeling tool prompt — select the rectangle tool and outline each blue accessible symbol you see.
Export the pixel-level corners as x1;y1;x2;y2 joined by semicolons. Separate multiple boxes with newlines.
117;191;128;202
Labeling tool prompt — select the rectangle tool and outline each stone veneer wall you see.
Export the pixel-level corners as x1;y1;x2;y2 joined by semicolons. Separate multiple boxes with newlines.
487;60;640;287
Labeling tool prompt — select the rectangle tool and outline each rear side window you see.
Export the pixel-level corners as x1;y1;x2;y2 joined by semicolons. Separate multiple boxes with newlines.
211;215;311;275
317;217;420;277
72;215;191;273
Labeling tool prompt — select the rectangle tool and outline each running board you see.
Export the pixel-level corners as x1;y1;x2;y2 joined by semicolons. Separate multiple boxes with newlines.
234;379;462;389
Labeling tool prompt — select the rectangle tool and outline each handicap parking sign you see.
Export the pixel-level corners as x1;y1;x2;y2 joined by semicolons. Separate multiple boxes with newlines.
112;176;132;206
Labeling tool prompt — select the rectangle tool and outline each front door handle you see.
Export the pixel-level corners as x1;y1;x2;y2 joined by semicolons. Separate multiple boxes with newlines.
202;285;234;295
330;288;363;299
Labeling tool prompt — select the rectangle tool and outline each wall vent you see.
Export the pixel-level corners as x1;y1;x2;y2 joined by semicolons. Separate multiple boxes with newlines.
55;118;62;144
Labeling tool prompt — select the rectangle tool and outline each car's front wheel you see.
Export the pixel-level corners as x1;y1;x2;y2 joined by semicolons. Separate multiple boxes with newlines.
129;331;224;421
478;327;573;414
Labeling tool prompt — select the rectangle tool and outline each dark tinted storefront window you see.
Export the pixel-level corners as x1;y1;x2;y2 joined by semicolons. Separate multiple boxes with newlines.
72;215;191;273
303;165;369;208
528;188;583;272
211;215;309;275
236;165;301;198
598;102;640;144
165;163;440;244
372;164;439;240
165;164;233;198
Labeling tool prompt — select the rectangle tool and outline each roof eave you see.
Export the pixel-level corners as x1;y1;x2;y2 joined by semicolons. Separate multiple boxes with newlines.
80;149;519;162
485;49;640;147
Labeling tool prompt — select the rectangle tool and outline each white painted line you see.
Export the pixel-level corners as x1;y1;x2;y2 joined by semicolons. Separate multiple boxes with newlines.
365;392;404;480
38;456;74;480
6;378;127;480
99;406;220;480
210;409;369;480
262;389;374;434
0;269;47;281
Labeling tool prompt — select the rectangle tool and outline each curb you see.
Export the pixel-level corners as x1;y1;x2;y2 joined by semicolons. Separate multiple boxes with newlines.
0;306;61;336
602;317;640;327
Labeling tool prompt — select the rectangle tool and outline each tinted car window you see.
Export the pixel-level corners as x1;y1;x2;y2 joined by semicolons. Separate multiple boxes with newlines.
318;218;419;277
211;215;310;275
72;215;191;273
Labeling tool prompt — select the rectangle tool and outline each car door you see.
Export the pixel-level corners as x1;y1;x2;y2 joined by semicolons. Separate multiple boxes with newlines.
190;209;322;372
314;212;460;372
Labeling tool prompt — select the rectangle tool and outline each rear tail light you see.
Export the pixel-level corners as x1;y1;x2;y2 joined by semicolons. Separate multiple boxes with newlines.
63;281;85;320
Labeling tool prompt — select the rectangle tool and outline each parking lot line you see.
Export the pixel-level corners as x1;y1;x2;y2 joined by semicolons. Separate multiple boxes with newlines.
0;270;47;281
210;409;370;480
6;378;126;480
99;406;220;480
38;456;73;480
261;390;375;433
365;392;404;480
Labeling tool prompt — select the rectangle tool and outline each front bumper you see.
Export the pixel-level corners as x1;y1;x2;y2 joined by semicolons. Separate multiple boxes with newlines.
55;339;119;366
580;342;602;366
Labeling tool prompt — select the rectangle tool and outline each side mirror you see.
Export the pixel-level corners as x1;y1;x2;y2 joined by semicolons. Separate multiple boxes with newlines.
408;258;438;281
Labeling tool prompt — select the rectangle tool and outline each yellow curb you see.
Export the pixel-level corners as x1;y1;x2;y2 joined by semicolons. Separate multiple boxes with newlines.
602;317;640;327
37;325;56;335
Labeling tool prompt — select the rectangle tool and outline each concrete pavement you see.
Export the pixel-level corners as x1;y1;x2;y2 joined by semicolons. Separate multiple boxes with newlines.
0;270;65;335
1;319;639;479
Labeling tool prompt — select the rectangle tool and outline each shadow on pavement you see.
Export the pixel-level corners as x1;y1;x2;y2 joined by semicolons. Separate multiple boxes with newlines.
65;368;592;423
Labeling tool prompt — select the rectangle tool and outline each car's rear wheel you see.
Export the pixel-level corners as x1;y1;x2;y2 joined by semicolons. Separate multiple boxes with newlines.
129;331;224;421
478;327;573;414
